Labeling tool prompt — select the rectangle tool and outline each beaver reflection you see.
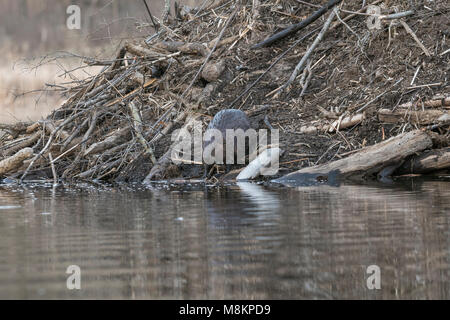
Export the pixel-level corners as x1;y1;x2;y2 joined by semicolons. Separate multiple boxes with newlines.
205;183;281;228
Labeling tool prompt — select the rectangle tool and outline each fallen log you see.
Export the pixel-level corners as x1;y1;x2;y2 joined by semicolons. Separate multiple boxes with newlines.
396;147;450;175
378;109;448;125
273;130;433;185
0;148;34;176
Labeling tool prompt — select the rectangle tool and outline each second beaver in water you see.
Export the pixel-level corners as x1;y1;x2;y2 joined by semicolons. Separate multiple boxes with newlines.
203;109;251;177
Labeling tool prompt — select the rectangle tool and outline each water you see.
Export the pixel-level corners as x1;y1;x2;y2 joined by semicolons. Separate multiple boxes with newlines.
0;178;449;299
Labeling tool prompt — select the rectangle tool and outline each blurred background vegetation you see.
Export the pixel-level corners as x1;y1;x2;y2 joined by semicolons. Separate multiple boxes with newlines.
0;0;197;123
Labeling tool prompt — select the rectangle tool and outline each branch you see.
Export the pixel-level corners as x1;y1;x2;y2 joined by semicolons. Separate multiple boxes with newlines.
252;0;342;48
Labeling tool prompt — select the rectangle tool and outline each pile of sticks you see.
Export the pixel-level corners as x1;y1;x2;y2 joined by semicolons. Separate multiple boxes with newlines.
0;0;448;183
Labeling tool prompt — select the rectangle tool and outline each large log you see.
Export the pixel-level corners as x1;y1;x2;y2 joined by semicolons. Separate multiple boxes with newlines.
273;130;433;185
396;147;450;175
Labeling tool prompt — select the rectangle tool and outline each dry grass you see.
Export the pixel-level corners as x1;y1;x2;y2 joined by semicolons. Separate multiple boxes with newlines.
0;54;102;124
0;62;62;124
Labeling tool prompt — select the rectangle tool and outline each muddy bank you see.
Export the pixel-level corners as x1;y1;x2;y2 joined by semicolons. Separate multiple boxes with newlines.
0;0;449;185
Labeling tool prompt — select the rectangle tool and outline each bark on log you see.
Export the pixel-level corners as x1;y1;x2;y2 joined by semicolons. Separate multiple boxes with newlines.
396;147;450;175
273;130;433;185
0;122;33;138
0;148;34;176
397;97;450;109
378;109;448;125
3;131;41;157
84;127;131;156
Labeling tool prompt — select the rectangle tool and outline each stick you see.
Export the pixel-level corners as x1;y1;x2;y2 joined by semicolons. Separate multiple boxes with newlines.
252;0;342;48
400;20;431;57
19;107;93;182
276;7;337;95
237;148;282;180
3;131;41;157
48;153;58;185
142;0;159;32
129;101;157;164
378;108;448;125
397;96;450;109
229;28;318;107
329;0;383;31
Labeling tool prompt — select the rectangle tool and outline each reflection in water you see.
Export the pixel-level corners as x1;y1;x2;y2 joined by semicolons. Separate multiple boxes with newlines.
0;178;449;299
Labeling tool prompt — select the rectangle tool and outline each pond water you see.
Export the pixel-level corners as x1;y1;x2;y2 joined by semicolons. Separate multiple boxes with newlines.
0;177;449;299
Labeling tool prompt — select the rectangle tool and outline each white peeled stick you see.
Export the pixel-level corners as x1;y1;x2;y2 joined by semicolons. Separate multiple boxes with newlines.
237;147;282;180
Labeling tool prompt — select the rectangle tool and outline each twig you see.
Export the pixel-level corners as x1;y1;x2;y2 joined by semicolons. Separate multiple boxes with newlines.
142;0;159;32
355;78;403;113
48;153;58;186
229;28;319;107
252;0;342;48
410;65;421;85
407;82;441;90
276;7;338;95
19;108;93;182
315;142;341;165
129;101;157;164
380;10;415;20
329;0;383;31
400;20;431;57
294;0;321;8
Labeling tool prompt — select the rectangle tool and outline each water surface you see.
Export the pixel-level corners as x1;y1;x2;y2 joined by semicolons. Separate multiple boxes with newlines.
0;178;449;299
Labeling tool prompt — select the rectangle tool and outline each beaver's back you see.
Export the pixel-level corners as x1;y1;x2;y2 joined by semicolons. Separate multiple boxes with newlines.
206;109;250;138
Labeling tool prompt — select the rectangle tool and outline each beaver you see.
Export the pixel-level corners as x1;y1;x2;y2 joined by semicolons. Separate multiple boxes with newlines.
203;109;251;177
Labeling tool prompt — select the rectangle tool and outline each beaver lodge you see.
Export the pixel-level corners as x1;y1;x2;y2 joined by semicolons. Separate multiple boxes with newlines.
0;0;449;185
